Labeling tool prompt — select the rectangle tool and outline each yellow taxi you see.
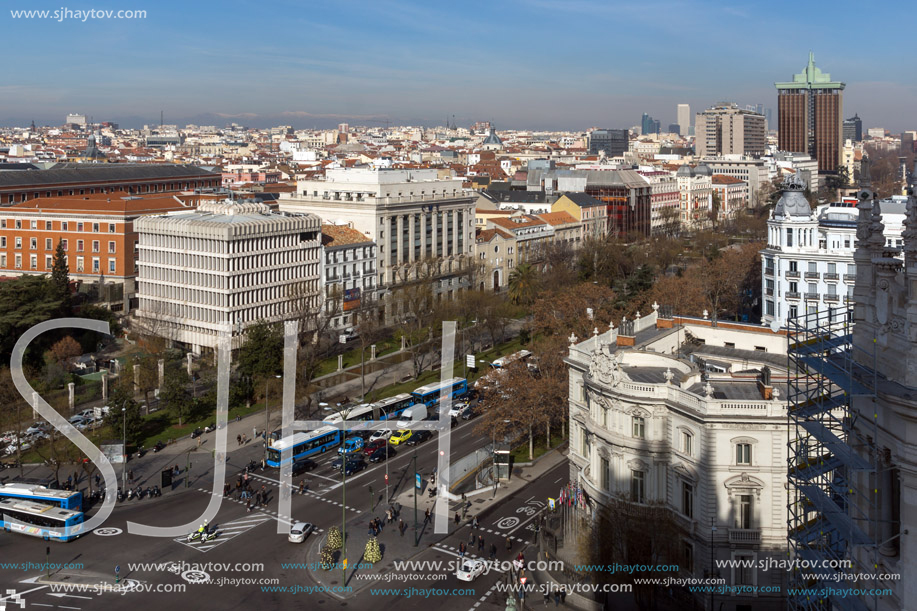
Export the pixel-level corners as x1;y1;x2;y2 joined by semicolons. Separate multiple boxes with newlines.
389;429;413;446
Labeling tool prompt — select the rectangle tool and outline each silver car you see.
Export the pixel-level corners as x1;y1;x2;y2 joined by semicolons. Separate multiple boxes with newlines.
288;522;313;543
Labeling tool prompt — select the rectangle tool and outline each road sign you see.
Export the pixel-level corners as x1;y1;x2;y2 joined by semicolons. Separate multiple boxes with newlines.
116;565;120;574
415;473;422;489
466;354;475;368
385;473;389;483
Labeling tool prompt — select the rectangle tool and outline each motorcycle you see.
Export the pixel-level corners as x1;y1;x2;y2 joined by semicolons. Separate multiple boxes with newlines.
126;488;134;500
190;428;204;440
428;486;437;498
144;487;152;499
203;423;216;434
153;441;165;453
152;485;161;498
245;459;259;472
187;529;203;542
117;488;124;502
202;529;218;542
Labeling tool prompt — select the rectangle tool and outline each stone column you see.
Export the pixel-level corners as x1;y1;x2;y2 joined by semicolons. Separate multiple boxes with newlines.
338;355;343;372
187;352;193;376
133;364;140;391
32;391;40;419
396;215;405;265
68;382;75;413
401;335;407;352
157;358;165;391
101;370;109;402
370;344;376;361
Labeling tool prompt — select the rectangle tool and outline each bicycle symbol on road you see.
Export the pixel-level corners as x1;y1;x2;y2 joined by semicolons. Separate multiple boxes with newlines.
516;506;537;516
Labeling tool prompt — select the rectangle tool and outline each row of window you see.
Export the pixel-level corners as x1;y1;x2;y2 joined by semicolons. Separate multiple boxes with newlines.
1;219;117;233
1;253;120;274
1;237;120;253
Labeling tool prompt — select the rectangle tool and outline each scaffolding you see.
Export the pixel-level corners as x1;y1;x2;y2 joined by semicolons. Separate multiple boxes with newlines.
787;306;879;611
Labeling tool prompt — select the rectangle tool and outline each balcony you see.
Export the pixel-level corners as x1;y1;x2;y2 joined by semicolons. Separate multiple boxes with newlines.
728;528;761;545
805;292;819;300
786;291;800;299
843;274;857;282
765;288;774;296
824;293;840;302
805;272;820;280
823;272;839;281
785;270;800;279
845;296;854;303
764;267;775;277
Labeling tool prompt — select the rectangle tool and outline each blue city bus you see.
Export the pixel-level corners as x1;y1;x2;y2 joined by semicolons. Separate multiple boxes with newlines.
266;427;340;467
322;404;375;427
0;483;82;511
411;377;468;408
0;498;84;542
371;393;415;420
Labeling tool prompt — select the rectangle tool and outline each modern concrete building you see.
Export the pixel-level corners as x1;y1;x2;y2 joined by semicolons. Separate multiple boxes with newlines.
320;223;377;331
135;200;322;353
635;169;680;235
677;103;691;137
282;168;476;321
759;176;905;328
695;103;766;158
776;52;845;174
703;156;769;209
566;307;790;611
843;113;863;143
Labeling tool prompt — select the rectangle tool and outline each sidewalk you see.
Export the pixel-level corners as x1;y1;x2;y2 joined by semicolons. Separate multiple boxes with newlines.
305;446;569;599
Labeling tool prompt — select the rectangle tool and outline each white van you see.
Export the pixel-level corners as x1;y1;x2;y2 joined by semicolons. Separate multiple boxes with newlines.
396;405;428;428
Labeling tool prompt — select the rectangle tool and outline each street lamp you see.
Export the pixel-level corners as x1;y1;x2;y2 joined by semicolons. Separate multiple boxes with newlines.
264;374;282;461
120;406;127;492
492;419;511;498
324;403;353;586
376;405;391;504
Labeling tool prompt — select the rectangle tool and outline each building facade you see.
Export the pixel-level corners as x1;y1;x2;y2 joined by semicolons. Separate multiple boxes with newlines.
695;104;767;158
759;176;905;328
676;164;713;228
587;129;629;158
320;223;377;331
776;53;845;174
551;193;608;240
135;200;322;353
635;169;680;234
677;103;691;137
711;174;748;221
282;168;476;299
566;309;789;611
843;113;863;143
474;228;515;291
703;157;769;209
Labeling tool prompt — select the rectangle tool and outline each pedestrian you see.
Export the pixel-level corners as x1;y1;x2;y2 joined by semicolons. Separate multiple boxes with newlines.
247;499;252;513
368;521;374;537
95;473;100;487
399;519;405;537
459;542;466;558
455;512;461;525
197;436;202;448
67;474;72;487
386;509;393;523
490;543;497;561
128;470;133;485
472;515;479;530
237;434;241;446
253;427;257;440
469;530;476;545
544;590;551;606
553;591;560;607
299;480;305;495
478;535;484;552
255;491;262;506
506;536;512;551
560;587;566;605
424;508;430;524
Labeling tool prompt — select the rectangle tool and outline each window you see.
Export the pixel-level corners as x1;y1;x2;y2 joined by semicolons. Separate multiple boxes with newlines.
61;239;68;251
77;223;84;232
0;220;4;228
844;238;850;249
45;221;51;230
682;431;693;456
15;220;21;229
92;223;99;232
808;261;817;272
789;305;798;318
632;416;645;439
30;220;37;229
785;228;793;247
0;237;4;248
108;259;116;273
77;240;84;252
62;221;68;231
765;300;774;316
683;542;694;574
92;258;100;273
29;255;37;269
92;240;99;253
15;237;22;249
0;254;5;268
600;457;609;491
108;223;116;233
736;443;751;465
738;495;753;529
789;260;797;272
14;254;21;269
29;237;36;250
108;241;116;253
45;255;52;269
827;262;836;273
734;553;754;585
44;238;52;250
76;257;84;272
630;470;645;503
682;482;694;518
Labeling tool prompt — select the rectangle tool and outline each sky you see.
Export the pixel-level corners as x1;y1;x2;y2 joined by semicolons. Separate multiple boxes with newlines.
2;0;916;132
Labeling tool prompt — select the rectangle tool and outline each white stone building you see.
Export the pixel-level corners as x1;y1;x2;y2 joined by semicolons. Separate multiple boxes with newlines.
676;164;713;228
281;168;476;305
566;309;789;610
760;176;905;328
320;223;377;331
135;200;321;352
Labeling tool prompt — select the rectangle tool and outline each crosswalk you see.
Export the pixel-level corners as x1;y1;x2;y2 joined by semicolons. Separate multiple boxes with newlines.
173;512;272;552
243;472;363;514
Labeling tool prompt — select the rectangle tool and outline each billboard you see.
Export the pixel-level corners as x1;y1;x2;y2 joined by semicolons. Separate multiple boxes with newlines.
342;287;361;312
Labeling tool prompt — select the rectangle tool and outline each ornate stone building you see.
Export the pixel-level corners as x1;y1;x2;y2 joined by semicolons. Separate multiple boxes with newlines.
566;307;789;610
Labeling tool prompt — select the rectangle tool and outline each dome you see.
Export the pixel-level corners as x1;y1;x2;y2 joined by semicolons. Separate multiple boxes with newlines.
676;165;694;177
773;174;812;218
694;164;711;176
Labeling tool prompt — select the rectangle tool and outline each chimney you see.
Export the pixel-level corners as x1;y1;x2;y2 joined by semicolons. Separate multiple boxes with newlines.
617;317;636;347
656;303;674;328
757;366;773;400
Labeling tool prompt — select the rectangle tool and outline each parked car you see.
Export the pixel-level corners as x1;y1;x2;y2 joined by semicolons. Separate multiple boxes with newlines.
68;415;86;426
363;438;387;453
368;430;392;443
460;406;477;420
389;430;413;446
448;401;469;418
288;522;314;544
338;437;364;455
25;422;48;436
78;409;95;419
405;430;433;446
455;559;487;582
368;446;395;463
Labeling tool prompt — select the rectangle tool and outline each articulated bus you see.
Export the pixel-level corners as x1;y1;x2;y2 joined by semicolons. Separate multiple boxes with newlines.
322;394;417;427
491;350;532;369
0;483;82;511
0;499;84;542
266;426;340;467
410;377;468;408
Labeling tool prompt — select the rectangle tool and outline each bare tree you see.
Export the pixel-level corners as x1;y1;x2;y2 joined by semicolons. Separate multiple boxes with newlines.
288;280;340;418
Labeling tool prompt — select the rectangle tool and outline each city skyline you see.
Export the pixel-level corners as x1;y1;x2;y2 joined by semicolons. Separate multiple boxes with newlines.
1;0;916;131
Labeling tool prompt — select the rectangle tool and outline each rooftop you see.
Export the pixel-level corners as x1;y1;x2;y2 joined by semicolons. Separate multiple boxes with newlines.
321;223;374;248
0;164;218;188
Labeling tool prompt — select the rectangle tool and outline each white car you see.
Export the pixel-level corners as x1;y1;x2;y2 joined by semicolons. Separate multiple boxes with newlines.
78;409;95;419
455;559;487;582
448;402;469;418
25;422;48;436
288;522;313;543
68;415;86;426
368;430;392;443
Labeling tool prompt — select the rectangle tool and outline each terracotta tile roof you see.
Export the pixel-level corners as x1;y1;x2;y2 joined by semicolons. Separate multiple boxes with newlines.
9;192;199;216
476;228;514;242
321;223;374;248
536;211;579;226
488;216;547;230
712;174;745;185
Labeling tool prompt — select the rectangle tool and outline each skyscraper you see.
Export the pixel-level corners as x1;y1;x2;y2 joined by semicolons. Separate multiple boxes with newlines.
843;114;863;142
775;52;845;174
588;129;628;157
677;103;690;137
695;103;767;158
641;113;659;135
